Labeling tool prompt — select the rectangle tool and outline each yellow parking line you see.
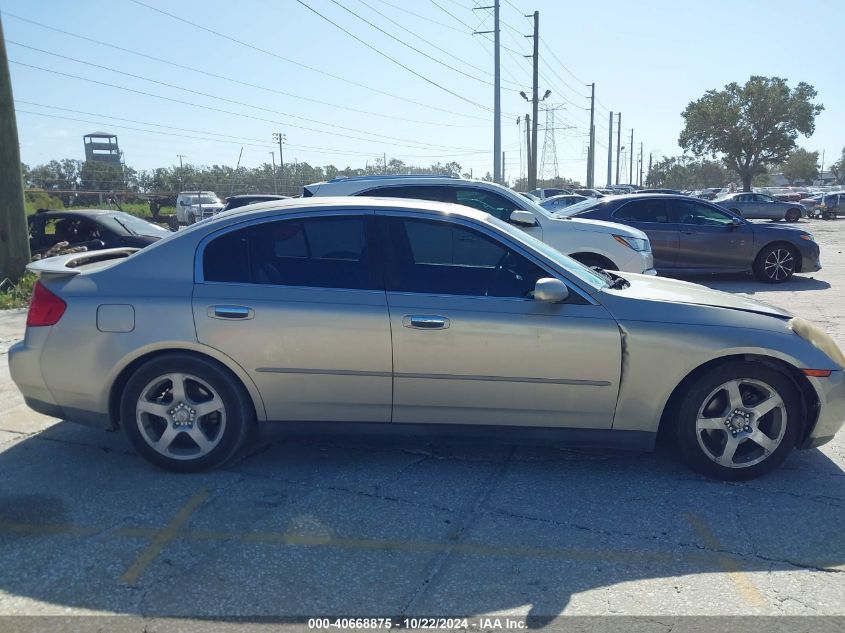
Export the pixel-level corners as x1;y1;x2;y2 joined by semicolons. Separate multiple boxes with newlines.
684;512;767;608
119;488;209;585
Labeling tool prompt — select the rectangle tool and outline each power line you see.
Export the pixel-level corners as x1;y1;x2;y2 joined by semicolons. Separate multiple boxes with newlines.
353;0;519;88
370;0;467;33
1;12;486;128
292;0;493;111
10;60;488;153
122;0;486;120
8;43;486;150
327;0;519;92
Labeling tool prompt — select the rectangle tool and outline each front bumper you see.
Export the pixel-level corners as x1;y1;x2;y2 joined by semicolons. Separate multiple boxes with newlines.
799;241;822;273
803;370;845;448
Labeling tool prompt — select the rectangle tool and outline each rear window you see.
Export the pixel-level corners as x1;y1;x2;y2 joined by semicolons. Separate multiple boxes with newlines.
553;198;606;217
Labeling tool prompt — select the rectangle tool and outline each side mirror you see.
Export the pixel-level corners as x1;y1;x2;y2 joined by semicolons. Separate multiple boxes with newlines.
533;278;569;303
509;210;537;226
731;217;742;227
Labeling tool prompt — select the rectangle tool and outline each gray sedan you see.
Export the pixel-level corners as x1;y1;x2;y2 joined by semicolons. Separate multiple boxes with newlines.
714;192;805;222
9;198;845;480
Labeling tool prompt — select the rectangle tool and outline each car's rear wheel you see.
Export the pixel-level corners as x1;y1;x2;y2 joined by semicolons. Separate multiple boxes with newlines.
753;244;797;283
729;207;743;217
120;354;253;472
674;362;800;480
785;208;802;222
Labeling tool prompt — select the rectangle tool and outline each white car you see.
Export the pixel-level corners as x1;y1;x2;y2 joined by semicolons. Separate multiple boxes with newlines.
303;175;656;274
175;191;225;225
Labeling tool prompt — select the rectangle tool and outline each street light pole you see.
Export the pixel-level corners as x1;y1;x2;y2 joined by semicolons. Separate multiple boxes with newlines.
177;154;186;191
273;132;286;193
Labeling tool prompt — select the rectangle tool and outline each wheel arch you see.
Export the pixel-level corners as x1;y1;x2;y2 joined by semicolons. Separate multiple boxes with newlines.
569;251;618;270
108;345;267;429
755;240;804;272
657;353;819;448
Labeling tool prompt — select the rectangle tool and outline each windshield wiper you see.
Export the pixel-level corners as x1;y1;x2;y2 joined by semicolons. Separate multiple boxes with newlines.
590;266;629;289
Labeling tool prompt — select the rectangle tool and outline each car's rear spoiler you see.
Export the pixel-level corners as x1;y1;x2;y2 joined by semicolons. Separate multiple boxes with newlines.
26;248;140;278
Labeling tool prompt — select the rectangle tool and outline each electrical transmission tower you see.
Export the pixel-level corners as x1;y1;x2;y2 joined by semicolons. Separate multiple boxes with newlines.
539;104;561;181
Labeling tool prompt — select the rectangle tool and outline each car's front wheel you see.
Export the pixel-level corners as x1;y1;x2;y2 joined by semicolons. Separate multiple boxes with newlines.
674;362;800;480
753;244;797;283
120;354;254;472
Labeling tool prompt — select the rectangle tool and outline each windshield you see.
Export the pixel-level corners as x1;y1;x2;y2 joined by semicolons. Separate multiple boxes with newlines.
483;215;610;290
108;212;172;237
189;196;221;205
552;198;606;217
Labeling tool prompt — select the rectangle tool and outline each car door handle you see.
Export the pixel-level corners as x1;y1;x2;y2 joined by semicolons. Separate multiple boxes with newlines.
403;315;450;330
208;305;254;320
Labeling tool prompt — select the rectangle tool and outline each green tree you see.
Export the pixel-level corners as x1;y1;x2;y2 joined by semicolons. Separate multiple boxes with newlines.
781;147;819;185
829;147;845;185
79;160;126;191
679;76;823;191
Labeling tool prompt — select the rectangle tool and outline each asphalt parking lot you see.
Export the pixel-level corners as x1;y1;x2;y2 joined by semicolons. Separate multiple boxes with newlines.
0;218;844;629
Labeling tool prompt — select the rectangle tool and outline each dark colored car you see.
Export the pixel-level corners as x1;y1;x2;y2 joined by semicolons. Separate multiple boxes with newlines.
639;188;683;195
557;194;820;283
221;194;290;212
28;210;171;257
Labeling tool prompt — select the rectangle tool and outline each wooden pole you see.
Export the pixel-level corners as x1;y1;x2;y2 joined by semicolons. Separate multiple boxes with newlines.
0;15;30;282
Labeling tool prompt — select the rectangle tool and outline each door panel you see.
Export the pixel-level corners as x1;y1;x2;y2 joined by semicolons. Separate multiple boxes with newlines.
610;199;679;268
387;294;621;428
193;213;392;422
673;200;754;270
193;286;392;422
380;214;621;429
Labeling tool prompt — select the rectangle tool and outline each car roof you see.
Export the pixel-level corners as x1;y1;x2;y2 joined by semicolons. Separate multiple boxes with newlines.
32;209;116;217
227;194;288;200
205;195;492;224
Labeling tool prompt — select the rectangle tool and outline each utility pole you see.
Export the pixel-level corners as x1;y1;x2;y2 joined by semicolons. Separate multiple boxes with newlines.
527;11;539;190
473;1;501;183
501;151;506;185
273;132;285;193
615;113;621;185
639;142;644;187
269;151;278;194
525;113;531;187
606;111;613;187
629;128;634;185
0;14;29;282
230;147;243;196
177;154;186;191
587;82;595;188
647;152;653;187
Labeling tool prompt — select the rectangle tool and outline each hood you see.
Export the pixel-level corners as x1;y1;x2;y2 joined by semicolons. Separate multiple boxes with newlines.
611;273;791;318
551;216;649;240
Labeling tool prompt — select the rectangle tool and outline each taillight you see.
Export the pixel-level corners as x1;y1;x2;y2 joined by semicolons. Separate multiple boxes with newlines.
27;281;67;327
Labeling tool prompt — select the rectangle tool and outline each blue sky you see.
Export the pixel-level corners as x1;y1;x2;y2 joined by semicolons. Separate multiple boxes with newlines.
4;0;844;185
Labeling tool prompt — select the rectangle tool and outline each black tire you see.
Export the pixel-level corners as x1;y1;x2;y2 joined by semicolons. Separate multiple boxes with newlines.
120;354;254;472
785;208;801;223
729;208;743;217
674;361;801;481
753;243;797;283
570;253;618;271
188;212;196;225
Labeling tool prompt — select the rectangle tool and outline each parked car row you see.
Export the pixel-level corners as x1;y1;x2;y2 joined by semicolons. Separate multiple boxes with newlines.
11;194;845;481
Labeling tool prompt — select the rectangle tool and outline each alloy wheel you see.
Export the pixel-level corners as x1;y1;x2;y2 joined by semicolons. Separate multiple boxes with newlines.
763;248;794;281
695;378;787;469
135;373;227;460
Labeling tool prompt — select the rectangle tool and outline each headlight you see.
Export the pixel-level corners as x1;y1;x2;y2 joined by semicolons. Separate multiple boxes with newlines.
800;234;814;241
789;318;845;369
613;235;651;252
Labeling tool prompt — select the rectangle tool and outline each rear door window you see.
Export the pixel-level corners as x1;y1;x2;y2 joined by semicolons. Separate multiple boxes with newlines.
612;199;670;223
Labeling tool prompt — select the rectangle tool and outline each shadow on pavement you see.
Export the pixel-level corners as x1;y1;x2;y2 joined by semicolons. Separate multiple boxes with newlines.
0;421;843;622
677;273;830;295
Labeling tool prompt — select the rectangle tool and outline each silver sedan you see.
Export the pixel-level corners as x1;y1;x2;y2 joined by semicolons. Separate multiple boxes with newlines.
714;192;805;222
9;198;845;480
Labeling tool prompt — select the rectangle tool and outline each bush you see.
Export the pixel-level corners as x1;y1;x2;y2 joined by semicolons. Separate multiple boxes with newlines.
0;273;37;310
24;191;65;215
